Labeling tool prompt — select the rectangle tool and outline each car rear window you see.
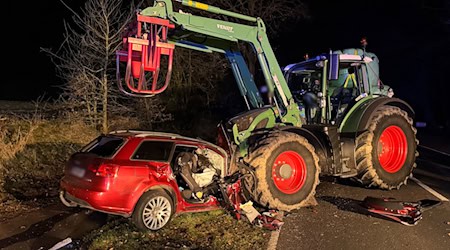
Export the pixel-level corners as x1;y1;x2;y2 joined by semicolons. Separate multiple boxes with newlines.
132;141;173;161
84;136;125;158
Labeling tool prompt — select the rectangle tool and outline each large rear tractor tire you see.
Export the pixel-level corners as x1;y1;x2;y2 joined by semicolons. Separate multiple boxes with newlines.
245;131;320;211
355;106;418;189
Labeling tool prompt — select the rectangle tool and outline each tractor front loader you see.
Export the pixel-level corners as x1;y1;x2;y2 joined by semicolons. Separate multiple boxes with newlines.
116;0;418;211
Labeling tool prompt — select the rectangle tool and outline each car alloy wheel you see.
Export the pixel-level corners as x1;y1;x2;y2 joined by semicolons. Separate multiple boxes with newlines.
142;196;172;230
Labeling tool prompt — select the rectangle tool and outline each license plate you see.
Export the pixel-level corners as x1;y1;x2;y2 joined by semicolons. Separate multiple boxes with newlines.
71;167;85;178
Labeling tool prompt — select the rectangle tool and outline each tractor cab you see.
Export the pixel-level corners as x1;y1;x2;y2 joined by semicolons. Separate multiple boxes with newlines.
284;49;392;125
284;59;323;124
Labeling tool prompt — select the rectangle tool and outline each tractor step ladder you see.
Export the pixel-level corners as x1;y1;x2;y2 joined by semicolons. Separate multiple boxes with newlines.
116;15;175;97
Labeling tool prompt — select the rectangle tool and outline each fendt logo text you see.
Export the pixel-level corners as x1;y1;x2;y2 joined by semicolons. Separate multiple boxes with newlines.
217;24;234;33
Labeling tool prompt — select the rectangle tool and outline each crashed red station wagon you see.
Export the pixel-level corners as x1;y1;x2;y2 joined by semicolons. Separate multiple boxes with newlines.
60;130;229;230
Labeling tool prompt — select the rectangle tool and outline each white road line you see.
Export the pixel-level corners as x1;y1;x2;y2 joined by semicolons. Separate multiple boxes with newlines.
410;176;449;202
267;228;281;250
267;211;284;250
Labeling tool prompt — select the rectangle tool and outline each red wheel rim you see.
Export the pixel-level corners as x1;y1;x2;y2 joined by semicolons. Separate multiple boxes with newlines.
377;125;408;173
272;151;307;194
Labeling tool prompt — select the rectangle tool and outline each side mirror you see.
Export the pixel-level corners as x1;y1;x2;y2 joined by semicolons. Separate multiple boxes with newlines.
328;54;339;80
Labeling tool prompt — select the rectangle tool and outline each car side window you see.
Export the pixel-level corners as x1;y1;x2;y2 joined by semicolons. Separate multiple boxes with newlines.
132;141;174;161
84;136;125;158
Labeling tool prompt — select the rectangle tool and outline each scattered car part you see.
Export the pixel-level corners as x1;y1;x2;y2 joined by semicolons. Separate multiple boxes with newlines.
241;201;284;231
362;196;442;226
48;237;72;250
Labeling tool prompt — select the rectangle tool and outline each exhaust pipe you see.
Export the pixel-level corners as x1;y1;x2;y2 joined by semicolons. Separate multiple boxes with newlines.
59;190;77;207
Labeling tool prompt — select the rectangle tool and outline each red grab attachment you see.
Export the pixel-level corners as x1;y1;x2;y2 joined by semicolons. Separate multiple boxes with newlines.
116;15;175;97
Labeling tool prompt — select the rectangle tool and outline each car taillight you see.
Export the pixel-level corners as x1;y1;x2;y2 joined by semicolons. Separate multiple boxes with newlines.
89;164;119;177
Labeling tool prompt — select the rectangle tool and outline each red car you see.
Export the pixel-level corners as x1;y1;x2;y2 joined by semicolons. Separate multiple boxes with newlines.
60;130;236;230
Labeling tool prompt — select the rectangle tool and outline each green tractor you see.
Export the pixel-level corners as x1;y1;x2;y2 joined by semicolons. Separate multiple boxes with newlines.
116;0;417;211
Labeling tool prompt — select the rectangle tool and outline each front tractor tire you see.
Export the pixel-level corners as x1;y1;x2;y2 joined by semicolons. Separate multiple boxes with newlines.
355;106;418;189
245;131;320;211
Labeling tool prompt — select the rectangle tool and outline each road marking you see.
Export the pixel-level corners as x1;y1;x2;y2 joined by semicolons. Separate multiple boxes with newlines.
267;211;284;250
267;228;281;250
410;176;449;202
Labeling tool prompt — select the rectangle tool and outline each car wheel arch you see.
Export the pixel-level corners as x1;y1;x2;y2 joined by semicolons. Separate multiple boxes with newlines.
132;184;178;215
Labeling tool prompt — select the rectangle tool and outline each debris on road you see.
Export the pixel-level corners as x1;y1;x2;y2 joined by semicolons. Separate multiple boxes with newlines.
253;212;284;231
48;237;72;250
362;196;442;226
240;201;284;230
241;201;261;222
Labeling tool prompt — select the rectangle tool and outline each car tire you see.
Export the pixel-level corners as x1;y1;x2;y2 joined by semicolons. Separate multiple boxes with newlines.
245;131;320;211
132;189;174;231
355;106;418;189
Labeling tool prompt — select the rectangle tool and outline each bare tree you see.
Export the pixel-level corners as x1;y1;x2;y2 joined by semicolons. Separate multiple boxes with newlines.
42;0;137;133
43;0;308;135
167;48;228;108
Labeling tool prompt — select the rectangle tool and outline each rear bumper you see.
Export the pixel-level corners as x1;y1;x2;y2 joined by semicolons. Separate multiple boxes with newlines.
60;178;133;217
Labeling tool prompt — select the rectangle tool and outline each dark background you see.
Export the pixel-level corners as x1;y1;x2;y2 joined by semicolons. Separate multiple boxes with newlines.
6;0;450;130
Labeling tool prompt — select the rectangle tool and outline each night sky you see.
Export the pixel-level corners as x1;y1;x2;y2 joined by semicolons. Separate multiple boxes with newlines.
12;0;450;128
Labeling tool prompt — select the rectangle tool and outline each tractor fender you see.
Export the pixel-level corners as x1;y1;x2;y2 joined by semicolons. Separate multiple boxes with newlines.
279;126;332;174
340;97;415;135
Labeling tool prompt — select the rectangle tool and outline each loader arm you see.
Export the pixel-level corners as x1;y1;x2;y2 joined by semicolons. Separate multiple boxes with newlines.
166;0;294;103
142;0;295;104
115;0;305;148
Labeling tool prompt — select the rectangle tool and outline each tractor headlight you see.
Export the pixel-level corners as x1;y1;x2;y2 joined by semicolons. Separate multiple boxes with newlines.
387;88;394;97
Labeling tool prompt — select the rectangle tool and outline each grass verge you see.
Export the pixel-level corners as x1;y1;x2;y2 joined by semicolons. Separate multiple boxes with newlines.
0;116;97;220
84;210;268;250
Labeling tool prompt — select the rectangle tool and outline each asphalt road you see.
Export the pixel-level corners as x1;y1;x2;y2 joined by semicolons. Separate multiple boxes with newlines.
0;207;107;249
0;148;448;250
277;149;450;250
